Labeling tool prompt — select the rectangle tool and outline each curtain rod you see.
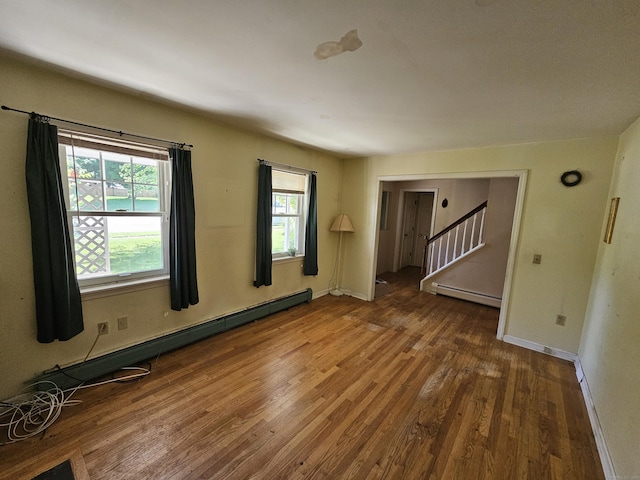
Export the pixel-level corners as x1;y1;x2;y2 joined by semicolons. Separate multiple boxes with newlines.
1;105;193;148
258;158;316;175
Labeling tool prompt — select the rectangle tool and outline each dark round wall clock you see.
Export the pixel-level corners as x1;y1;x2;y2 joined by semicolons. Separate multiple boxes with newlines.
561;170;582;187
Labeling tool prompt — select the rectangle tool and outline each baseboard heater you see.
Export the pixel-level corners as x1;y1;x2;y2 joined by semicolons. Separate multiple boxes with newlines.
430;282;501;308
35;288;313;390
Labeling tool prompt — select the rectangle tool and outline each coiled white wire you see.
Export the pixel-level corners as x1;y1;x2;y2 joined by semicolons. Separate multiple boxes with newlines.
0;368;150;445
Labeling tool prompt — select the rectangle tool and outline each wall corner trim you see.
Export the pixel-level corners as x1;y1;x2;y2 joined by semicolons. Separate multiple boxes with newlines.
574;357;617;480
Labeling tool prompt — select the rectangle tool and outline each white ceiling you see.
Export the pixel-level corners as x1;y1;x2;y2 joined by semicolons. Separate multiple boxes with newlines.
1;0;639;158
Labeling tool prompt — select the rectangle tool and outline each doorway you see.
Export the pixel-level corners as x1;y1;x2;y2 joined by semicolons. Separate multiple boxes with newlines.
371;171;528;340
399;192;435;269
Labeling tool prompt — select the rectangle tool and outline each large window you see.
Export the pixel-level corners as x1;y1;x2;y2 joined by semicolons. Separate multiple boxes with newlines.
58;131;170;287
271;169;308;258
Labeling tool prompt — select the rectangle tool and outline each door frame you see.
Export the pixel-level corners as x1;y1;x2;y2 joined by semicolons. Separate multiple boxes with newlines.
394;189;438;272
371;170;528;340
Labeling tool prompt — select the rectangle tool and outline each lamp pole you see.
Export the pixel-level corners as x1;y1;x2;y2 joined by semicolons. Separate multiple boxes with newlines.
330;230;345;296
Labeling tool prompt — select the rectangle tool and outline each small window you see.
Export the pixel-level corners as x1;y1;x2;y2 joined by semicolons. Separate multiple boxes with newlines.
58;130;171;288
271;169;307;258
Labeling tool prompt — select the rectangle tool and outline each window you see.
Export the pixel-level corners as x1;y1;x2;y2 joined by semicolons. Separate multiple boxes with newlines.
271;169;308;258
58;130;171;288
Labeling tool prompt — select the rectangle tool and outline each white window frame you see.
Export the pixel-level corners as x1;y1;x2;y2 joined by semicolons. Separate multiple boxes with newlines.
271;169;308;259
58;130;171;289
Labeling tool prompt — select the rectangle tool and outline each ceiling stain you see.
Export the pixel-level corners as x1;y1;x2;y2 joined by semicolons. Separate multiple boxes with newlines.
314;29;363;60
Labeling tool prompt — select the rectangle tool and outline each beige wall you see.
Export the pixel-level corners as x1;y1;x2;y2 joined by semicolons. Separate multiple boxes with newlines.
579;117;640;478
341;139;618;353
0;55;342;399
432;177;518;299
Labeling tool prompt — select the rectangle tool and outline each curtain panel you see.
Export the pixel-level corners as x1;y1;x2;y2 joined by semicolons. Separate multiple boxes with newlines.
25;116;84;342
303;172;318;276
254;162;272;287
169;147;199;310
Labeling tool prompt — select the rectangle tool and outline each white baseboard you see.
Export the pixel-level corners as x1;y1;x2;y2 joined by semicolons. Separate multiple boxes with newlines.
502;335;577;362
312;288;329;300
318;288;368;301
574;358;617;480
430;282;502;308
503;337;615;478
347;291;368;301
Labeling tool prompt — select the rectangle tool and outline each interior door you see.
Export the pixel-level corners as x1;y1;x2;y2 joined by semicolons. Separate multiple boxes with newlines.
411;193;435;267
400;192;418;268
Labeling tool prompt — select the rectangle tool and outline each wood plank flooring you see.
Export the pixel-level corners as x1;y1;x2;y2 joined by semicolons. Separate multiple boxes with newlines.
0;267;604;479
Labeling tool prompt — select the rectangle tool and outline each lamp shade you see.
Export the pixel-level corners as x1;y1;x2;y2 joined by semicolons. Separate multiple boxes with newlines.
330;214;355;233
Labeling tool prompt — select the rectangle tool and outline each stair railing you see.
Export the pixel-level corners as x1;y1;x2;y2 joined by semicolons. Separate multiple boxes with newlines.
421;201;488;279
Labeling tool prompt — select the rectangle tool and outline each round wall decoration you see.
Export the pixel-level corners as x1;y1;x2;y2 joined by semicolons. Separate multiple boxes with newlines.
560;170;582;187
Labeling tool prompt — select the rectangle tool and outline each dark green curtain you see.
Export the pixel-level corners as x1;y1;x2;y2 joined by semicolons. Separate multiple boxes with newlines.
169;147;199;310
254;162;272;287
303;172;318;276
25;116;84;343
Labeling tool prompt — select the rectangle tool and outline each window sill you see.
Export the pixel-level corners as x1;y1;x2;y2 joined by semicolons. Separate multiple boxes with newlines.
80;276;170;300
273;255;304;265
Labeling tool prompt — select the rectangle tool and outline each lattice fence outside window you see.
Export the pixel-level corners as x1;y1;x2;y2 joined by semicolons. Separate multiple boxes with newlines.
73;216;109;276
76;179;104;211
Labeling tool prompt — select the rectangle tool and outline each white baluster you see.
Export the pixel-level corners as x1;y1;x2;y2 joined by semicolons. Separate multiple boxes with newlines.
453;225;459;261
430;243;435;274
479;207;486;244
462;221;468;255
445;232;451;265
471;214;477;249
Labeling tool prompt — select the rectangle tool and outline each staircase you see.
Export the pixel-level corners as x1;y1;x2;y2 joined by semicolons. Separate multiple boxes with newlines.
421;201;487;280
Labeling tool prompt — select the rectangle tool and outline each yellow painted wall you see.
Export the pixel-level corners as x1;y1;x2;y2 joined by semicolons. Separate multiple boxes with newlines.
0;54;342;399
341;139;618;353
579;116;640;478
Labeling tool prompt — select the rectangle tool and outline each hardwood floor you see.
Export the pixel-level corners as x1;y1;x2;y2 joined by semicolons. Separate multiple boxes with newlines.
0;268;604;479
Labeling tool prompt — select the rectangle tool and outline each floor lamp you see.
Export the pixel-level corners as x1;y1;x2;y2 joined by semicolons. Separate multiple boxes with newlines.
329;213;355;296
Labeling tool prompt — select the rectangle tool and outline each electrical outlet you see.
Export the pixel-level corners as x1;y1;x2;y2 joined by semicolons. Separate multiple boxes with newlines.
556;314;566;326
533;254;542;264
543;346;552;354
97;322;109;335
117;316;128;330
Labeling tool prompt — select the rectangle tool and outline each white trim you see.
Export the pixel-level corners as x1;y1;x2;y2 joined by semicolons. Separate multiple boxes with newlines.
496;170;528;339
81;276;169;300
312;288;329;300
428;282;501;308
313;288;367;301
272;254;304;264
502;335;577;362
501;339;616;479
343;290;368;301
574;358;617;480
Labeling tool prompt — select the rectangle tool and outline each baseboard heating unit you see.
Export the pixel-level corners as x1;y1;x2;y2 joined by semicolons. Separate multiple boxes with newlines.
35;288;313;390
430;282;501;308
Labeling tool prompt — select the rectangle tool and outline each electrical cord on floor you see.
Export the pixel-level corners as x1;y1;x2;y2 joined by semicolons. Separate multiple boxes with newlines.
0;333;152;446
0;381;76;445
